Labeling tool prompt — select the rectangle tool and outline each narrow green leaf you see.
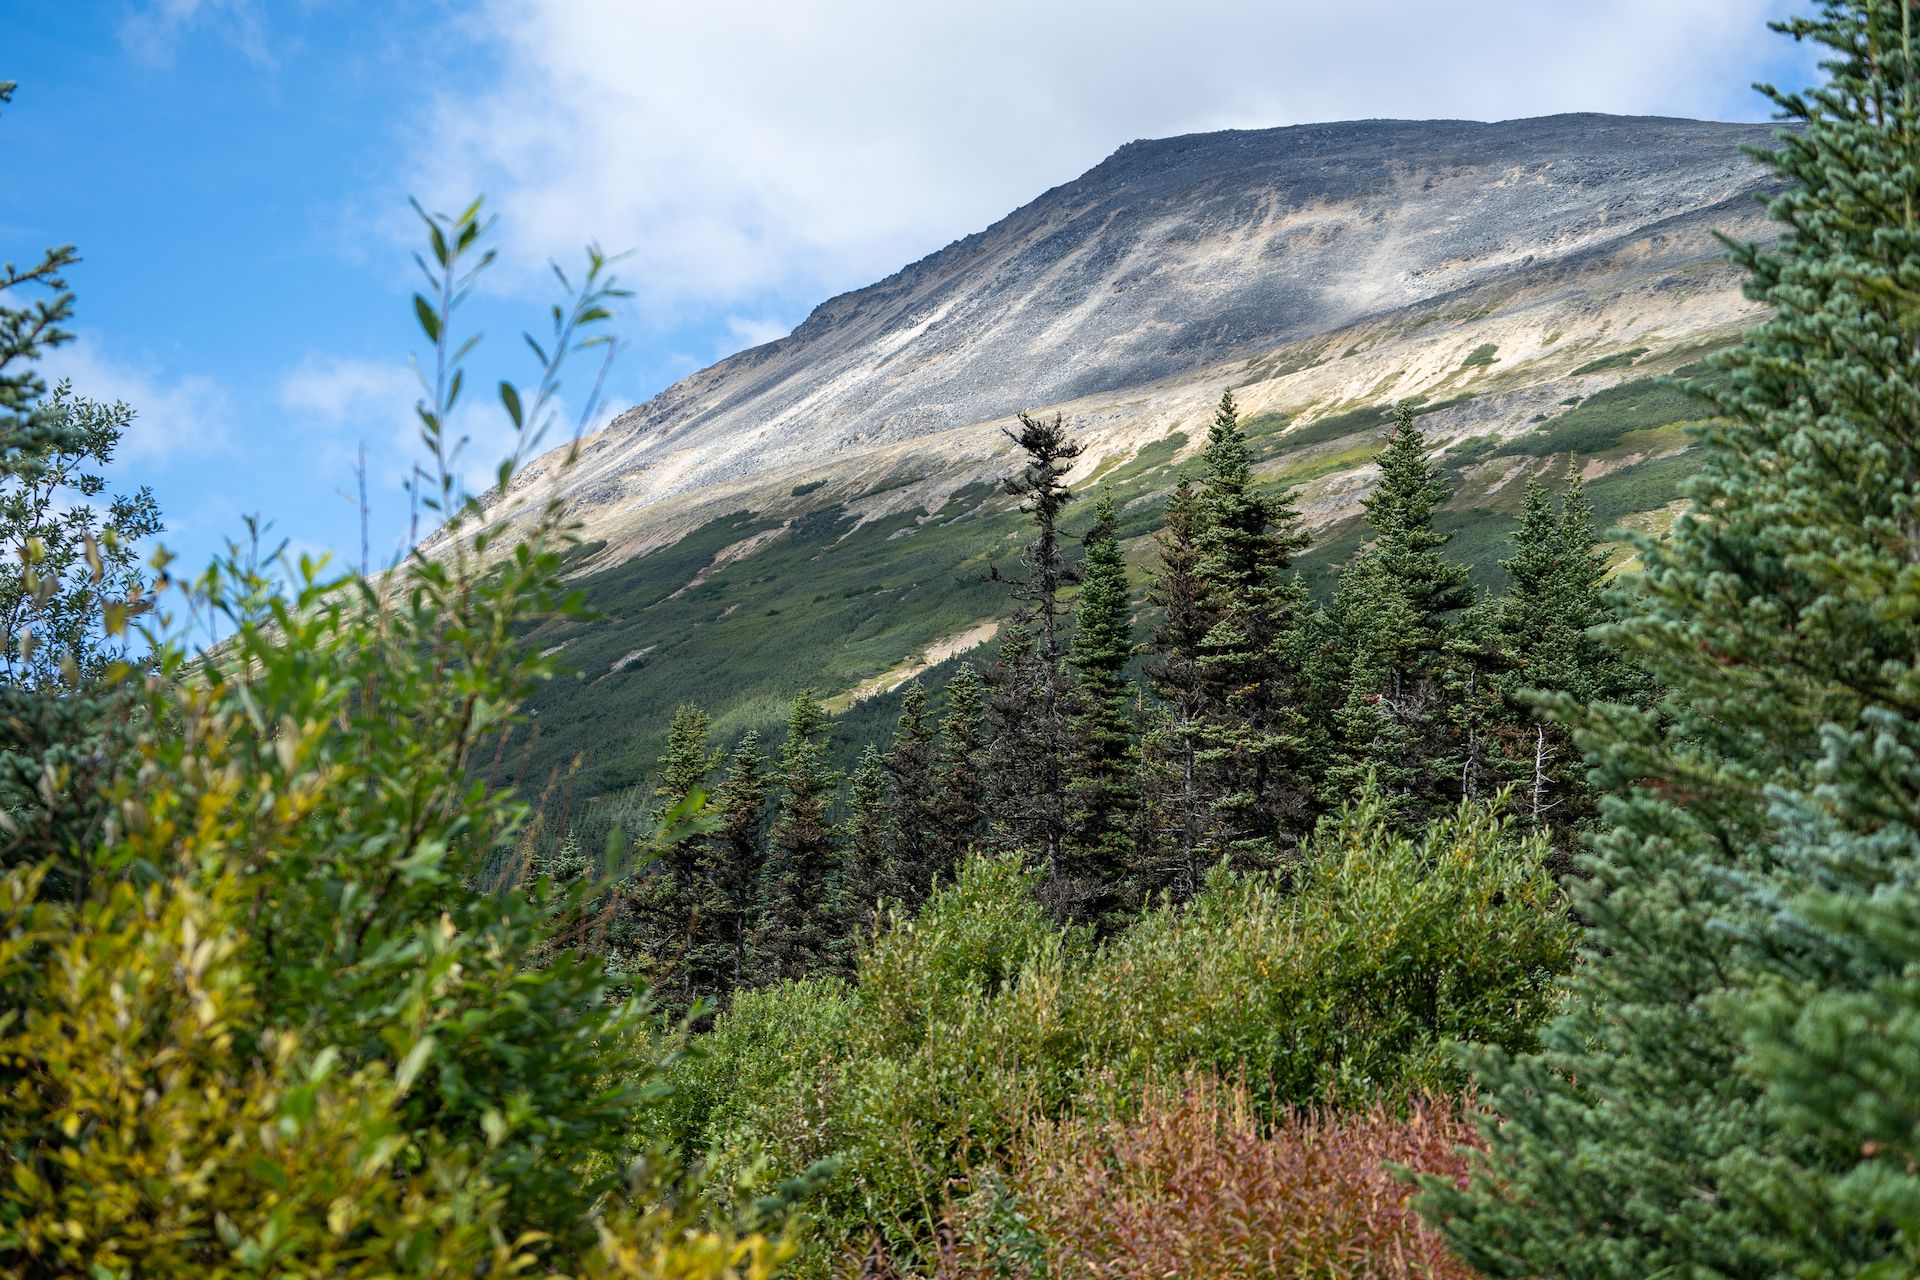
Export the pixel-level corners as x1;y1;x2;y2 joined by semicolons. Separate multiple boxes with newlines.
412;294;440;343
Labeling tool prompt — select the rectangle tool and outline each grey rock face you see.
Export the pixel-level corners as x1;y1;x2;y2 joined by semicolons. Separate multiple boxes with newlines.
530;114;1781;521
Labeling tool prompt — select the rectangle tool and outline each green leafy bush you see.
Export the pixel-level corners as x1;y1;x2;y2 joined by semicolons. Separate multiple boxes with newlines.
672;789;1573;1271
0;200;789;1277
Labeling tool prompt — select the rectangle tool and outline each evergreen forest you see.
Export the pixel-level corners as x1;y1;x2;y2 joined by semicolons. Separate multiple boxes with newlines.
7;3;1920;1276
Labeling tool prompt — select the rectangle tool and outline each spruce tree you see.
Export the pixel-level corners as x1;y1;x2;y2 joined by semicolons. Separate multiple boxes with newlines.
1443;477;1557;813
1421;6;1920;1272
1488;463;1646;831
986;412;1083;879
746;692;840;984
1328;401;1468;820
881;681;940;906
1139;475;1210;898
831;745;892;967
1365;400;1471;637
1189;389;1313;863
1321;549;1421;809
1062;487;1138;923
626;704;719;1007
981;622;1050;856
695;731;769;997
931;662;987;872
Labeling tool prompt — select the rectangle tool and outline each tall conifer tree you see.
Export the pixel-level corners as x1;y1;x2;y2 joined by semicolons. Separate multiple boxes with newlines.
981;622;1050;857
881;682;940;906
627;704;719;1007
1329;401;1468;820
931;662;988;872
831;745;892;967
1190;389;1312;863
986;412;1084;878
1492;463;1645;830
746;692;839;984
1139;476;1210;897
1422;6;1920;1271
1366;400;1471;639
1321;549;1421;809
1063;487;1138;922
696;731;769;998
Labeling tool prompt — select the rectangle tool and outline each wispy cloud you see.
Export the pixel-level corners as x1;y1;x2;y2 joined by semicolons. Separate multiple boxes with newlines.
40;334;233;466
118;0;276;69
720;313;792;357
277;352;615;502
397;0;1812;317
277;354;421;484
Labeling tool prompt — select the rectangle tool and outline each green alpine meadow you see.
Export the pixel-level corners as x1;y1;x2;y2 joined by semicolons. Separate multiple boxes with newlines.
5;1;1920;1274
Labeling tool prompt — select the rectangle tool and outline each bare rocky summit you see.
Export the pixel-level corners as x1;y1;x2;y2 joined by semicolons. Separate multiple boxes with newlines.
515;114;1777;529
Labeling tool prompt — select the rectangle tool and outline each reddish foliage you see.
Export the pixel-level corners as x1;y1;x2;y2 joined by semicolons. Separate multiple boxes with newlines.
913;1073;1484;1280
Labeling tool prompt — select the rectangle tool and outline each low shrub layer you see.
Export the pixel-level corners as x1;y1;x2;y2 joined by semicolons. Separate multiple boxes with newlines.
918;1075;1483;1279
664;791;1574;1272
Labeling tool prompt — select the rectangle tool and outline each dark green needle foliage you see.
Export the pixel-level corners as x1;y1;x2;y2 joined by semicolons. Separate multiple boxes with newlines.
931;661;988;872
1491;465;1647;830
1189;389;1313;865
627;703;721;1007
982;621;1053;859
1138;475;1212;898
1063;486;1138;924
1328;400;1469;822
1421;5;1920;1274
987;412;1084;881
696;730;771;999
832;744;892;966
1321;548;1422;811
1365;400;1471;636
881;681;940;907
748;691;841;984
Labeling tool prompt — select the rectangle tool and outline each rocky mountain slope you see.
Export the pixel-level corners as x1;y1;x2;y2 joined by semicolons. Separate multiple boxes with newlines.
490;113;1783;801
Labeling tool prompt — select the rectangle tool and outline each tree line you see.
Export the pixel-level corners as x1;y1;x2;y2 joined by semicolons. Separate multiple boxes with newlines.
597;391;1648;1010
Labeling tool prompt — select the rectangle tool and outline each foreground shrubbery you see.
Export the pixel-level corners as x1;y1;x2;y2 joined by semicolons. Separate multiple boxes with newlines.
0;199;788;1277
918;1076;1482;1279
665;792;1574;1271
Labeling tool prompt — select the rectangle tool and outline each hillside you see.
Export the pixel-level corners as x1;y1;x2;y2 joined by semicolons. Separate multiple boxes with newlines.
486;113;1783;802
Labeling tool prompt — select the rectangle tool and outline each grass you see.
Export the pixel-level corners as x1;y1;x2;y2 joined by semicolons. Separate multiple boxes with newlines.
1496;374;1718;460
1279;403;1394;453
1569;346;1650;376
1461;342;1499;369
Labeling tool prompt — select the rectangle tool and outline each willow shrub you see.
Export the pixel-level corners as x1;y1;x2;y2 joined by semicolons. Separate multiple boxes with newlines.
0;202;788;1278
670;789;1574;1272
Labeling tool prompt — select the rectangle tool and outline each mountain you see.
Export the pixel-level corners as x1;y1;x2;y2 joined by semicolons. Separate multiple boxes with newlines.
490;113;1782;804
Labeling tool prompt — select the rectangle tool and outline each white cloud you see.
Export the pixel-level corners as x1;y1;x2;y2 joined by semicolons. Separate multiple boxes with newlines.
279;355;418;426
118;0;275;69
278;355;433;486
39;335;232;466
277;353;614;502
400;0;1809;316
720;313;792;357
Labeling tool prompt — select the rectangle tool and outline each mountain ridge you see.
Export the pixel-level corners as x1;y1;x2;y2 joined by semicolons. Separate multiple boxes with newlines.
483;112;1784;798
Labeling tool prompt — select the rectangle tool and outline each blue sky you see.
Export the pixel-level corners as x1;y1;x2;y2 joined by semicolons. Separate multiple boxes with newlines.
2;0;1819;573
